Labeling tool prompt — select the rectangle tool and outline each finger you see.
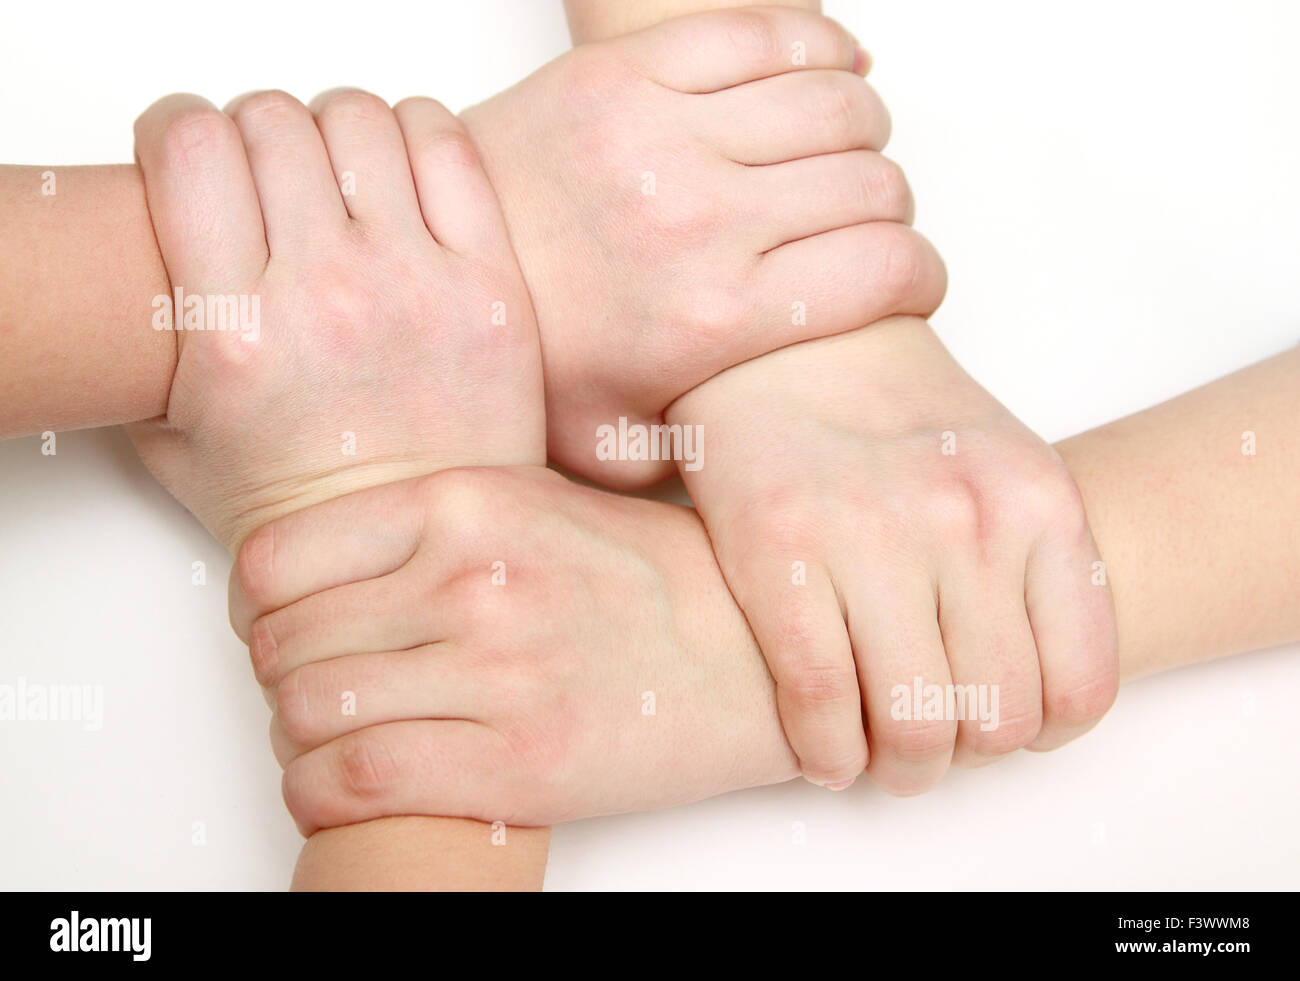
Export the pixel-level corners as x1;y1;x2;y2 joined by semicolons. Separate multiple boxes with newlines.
622;6;866;93
392;97;511;260
229;477;427;641
270;645;484;764
1025;505;1120;752
939;565;1045;768
750;222;946;355
133;93;267;289
224;89;348;253
308;88;423;229
247;568;450;688
699;70;890;164
853;573;957;796
749;150;914;251
736;557;866;787
282;720;515;834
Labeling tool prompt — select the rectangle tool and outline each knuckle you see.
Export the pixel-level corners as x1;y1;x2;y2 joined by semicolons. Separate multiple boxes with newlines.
497;711;577;819
393;95;445;120
1017;457;1088;530
316;88;389;127
643;187;722;245
784;659;858;709
273;668;318;747
720;9;782;68
230;89;303;130
501;712;569;776
409;119;480;173
337;731;399;799
675;285;749;348
925;477;982;542
193;324;265;383
805;757;865;783
284;271;379;360
411;469;451;518
1047;671;1119;729
770;603;829;651
863;154;913;221
880;225;927;299
418;467;496;536
753;560;834;630
247;615;280;688
885;716;957;763
234;522;277;613
155;106;236;164
279;761;315;829
314;277;372;332
814;72;860;139
871;224;945;314
862;82;894;147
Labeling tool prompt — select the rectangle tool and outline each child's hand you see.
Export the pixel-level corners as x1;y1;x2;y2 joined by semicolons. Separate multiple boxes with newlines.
227;467;799;831
666;316;1119;793
462;6;946;486
127;89;545;550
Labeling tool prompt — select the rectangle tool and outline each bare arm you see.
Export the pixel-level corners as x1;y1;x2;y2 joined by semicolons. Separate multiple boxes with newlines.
1058;345;1300;681
0;165;172;437
292;819;549;891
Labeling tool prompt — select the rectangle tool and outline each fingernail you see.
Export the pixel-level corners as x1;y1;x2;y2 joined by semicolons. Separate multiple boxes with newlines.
825;778;855;791
852;44;872;77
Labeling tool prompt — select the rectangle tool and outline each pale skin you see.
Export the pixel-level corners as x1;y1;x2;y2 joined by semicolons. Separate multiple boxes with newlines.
463;7;940;486
128;87;556;891
5;1;1284;883
561;1;1118;797
0;155;545;889
0;106;544;896
666;315;1118;793
228;329;1300;829
1;5;938;888
195;0;1297;843
1;8;932;471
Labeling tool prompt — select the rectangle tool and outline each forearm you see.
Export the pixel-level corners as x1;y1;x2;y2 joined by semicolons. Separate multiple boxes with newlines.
564;0;818;43
1056;345;1300;681
292;818;549;891
0;165;174;438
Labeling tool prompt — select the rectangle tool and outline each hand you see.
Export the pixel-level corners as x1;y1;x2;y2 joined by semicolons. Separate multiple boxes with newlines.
462;6;946;486
227;466;799;831
127;88;545;550
666;316;1119;793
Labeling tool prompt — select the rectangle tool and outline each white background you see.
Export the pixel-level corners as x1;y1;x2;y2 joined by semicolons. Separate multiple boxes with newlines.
1;0;1297;890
